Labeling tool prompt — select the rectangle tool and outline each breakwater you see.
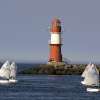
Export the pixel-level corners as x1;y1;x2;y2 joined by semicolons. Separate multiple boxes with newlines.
19;64;100;75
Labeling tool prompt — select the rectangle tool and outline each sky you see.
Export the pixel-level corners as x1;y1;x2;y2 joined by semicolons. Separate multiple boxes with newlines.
0;0;100;63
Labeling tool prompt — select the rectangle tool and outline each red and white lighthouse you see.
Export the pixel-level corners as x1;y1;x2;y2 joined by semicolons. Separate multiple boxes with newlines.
49;18;62;63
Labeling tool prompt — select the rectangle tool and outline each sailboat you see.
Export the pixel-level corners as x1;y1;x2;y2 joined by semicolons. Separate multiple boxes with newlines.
0;61;17;84
81;63;100;92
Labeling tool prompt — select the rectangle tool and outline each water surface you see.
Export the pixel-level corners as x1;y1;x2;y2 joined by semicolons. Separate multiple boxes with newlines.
0;75;99;100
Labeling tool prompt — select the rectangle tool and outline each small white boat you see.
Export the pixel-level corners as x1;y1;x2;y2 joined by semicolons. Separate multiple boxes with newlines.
0;61;18;84
81;63;100;92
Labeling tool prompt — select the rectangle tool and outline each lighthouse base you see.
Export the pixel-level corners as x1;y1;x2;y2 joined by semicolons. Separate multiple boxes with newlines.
48;61;65;66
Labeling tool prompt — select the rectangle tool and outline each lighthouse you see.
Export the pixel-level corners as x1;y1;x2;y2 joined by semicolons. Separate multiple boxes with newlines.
49;18;63;63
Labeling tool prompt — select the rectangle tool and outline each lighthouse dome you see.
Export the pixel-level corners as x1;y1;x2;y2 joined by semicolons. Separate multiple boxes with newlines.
50;18;61;32
51;18;61;26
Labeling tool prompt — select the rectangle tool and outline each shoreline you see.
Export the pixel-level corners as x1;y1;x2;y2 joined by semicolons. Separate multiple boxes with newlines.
19;64;100;75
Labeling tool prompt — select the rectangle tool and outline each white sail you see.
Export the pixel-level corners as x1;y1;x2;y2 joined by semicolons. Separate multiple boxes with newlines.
0;61;10;79
10;62;17;79
81;63;91;78
83;64;99;86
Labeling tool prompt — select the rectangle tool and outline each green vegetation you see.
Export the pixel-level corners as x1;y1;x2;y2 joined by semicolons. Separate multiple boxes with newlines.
19;64;100;75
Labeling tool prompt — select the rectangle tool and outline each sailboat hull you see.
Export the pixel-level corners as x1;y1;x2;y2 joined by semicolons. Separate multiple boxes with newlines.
0;79;18;84
9;79;18;83
87;88;100;92
0;80;9;84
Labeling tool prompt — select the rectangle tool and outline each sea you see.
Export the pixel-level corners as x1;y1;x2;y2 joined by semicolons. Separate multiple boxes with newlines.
0;63;100;100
